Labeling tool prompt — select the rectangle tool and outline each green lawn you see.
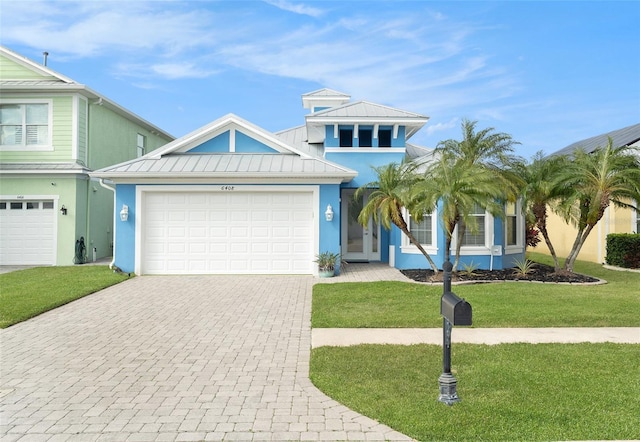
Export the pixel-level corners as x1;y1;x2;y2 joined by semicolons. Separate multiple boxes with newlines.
311;253;640;441
311;343;640;441
0;265;130;328
313;253;640;328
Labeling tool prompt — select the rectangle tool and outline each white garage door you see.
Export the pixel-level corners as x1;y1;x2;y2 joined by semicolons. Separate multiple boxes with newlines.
142;191;314;274
0;200;55;265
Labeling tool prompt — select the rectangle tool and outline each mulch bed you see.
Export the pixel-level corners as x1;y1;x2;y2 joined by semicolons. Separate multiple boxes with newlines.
401;262;600;284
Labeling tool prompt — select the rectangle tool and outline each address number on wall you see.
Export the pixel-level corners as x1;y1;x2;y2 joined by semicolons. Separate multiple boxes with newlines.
220;185;235;191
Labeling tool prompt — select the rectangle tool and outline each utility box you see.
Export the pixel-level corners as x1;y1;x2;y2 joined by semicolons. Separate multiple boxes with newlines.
441;292;472;326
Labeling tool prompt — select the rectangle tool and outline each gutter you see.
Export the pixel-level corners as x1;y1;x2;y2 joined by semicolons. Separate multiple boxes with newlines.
98;179;116;270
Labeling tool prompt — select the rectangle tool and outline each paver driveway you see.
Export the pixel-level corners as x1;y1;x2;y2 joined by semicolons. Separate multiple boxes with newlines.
1;275;412;441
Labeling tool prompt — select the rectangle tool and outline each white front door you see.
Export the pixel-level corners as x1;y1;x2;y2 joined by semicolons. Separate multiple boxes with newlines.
341;189;380;262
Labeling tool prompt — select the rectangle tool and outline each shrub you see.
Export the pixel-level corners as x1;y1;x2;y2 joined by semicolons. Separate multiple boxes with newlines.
605;233;640;268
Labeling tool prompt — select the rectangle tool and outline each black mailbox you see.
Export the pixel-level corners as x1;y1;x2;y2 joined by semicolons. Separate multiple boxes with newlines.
441;292;472;326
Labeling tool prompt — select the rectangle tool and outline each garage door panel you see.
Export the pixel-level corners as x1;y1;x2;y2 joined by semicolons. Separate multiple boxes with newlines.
142;191;314;274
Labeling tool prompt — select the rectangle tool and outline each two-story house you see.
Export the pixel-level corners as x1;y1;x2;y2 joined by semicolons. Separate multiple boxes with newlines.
0;46;174;266
92;88;525;275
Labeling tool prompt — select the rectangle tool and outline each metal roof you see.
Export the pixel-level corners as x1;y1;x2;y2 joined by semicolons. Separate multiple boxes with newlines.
91;153;356;182
307;101;428;120
301;88;350;98
0;162;91;174
552;123;640;156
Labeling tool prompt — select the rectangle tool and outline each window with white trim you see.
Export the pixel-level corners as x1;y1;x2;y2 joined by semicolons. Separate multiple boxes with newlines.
137;133;146;157
0;103;50;147
410;213;433;244
404;209;437;250
505;202;518;246
461;203;486;246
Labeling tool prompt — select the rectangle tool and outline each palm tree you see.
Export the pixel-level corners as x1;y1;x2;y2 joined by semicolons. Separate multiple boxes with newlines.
413;151;505;270
520;151;570;272
427;120;524;269
355;161;439;274
556;139;640;272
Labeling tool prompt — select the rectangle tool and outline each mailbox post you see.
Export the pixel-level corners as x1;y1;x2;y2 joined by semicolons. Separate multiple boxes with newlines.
438;260;472;406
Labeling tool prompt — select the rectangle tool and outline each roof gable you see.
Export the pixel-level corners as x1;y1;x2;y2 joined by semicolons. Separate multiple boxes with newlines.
187;129;279;154
0;46;74;83
152;114;305;159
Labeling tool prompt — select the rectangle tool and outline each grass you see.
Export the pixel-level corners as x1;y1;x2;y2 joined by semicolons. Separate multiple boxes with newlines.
310;343;640;441
311;253;640;440
312;252;640;328
0;265;130;328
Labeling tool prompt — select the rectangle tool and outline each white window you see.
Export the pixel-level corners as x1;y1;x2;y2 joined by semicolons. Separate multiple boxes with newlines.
503;200;525;251
1;103;49;146
137;133;146;157
0;100;52;150
505;202;518;246
461;203;486;246
403;209;438;253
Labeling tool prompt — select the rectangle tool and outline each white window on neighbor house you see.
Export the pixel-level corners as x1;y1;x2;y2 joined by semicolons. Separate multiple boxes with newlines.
137;133;146;157
403;209;438;253
0;101;52;150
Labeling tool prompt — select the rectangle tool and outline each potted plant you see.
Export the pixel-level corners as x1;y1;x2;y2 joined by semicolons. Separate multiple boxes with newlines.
315;251;341;278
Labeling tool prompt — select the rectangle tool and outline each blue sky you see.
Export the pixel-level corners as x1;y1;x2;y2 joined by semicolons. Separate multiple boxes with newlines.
1;0;638;158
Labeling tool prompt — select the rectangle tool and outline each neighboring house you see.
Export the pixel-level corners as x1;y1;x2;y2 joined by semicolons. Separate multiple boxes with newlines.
0;46;174;266
92;88;526;275
536;123;640;263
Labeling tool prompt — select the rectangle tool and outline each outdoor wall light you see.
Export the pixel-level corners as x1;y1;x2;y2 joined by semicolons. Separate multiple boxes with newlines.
60;205;67;216
325;204;334;222
120;204;129;222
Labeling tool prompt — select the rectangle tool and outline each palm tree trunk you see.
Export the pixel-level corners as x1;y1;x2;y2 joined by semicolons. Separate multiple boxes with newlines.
563;224;595;272
533;203;560;272
452;223;465;271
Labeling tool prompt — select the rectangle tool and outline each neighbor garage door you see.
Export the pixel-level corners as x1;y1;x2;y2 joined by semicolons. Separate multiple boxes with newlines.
142;191;314;274
0;200;55;265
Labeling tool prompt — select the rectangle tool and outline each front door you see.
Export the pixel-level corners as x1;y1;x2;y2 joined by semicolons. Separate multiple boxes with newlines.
341;189;380;262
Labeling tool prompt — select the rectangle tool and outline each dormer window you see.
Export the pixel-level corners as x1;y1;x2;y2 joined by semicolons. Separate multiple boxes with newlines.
378;129;392;147
339;128;353;147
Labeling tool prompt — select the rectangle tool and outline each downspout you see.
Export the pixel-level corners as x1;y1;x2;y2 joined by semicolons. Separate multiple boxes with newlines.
99;178;116;269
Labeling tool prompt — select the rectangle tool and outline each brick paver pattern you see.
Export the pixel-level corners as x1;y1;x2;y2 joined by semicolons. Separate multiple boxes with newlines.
1;274;412;441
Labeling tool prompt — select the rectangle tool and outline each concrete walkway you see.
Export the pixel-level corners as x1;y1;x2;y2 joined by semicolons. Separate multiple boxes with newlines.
313;327;640;347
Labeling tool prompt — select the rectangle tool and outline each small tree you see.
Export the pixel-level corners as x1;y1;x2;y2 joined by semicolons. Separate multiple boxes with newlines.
356;161;439;274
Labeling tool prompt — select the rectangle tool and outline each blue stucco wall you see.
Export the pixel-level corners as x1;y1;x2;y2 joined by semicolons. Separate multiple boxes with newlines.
327;152;406;188
114;184;136;273
319;183;343;273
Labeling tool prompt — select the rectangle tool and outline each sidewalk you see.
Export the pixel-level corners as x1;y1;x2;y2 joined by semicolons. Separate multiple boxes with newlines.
312;327;640;347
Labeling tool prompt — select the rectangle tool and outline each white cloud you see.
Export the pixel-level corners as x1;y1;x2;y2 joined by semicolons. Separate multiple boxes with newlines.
263;0;325;17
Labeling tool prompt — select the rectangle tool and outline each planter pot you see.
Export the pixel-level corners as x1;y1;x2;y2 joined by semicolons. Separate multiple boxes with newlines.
318;269;335;278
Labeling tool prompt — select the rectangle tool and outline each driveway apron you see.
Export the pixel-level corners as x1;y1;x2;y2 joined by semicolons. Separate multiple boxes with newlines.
0;275;412;442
